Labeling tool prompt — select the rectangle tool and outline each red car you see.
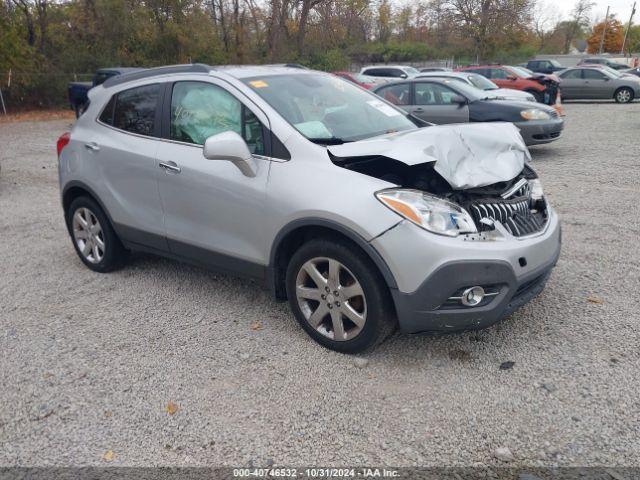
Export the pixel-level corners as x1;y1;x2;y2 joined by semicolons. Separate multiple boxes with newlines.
332;71;376;90
456;65;559;105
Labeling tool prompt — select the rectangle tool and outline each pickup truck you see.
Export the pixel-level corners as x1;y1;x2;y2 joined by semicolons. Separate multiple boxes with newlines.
526;59;565;74
68;67;142;117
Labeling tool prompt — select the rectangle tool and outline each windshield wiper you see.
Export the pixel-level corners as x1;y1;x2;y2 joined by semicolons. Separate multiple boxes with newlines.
307;137;351;145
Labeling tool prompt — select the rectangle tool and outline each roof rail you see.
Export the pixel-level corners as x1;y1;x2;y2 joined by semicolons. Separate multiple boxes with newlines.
103;63;212;88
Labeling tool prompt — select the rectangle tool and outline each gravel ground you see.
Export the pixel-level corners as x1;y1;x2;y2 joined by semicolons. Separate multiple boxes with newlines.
1;102;639;468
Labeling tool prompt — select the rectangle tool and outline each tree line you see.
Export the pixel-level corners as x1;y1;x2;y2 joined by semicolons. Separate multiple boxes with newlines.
0;0;638;108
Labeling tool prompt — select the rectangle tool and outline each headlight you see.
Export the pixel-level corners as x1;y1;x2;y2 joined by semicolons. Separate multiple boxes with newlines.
376;189;477;237
520;109;551;120
528;178;544;200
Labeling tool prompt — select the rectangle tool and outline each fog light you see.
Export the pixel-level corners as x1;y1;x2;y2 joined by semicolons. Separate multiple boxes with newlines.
461;286;485;307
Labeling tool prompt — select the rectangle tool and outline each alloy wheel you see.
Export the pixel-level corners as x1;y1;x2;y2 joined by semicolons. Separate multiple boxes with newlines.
617;89;631;103
72;207;105;264
295;257;367;341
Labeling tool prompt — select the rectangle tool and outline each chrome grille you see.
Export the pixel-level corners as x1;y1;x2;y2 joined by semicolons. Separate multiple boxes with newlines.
469;196;544;237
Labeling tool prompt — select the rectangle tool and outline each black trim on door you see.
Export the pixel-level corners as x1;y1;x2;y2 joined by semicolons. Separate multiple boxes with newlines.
115;223;268;282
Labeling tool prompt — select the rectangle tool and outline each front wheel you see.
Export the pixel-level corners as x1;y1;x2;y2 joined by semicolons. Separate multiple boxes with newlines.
285;238;396;353
526;89;543;103
614;87;634;103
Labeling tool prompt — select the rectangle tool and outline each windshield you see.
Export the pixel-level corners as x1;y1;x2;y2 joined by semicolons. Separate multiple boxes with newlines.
601;66;622;78
434;79;488;101
403;67;420;75
509;66;533;78
243;73;417;143
549;60;562;68
466;73;499;90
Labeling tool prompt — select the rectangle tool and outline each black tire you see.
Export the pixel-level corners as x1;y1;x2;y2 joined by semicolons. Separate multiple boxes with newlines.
66;196;127;273
526;89;543;103
285;238;396;353
614;87;634;103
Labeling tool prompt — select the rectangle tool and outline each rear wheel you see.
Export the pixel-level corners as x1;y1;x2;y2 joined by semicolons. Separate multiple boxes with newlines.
286;238;396;353
614;87;634;103
66;196;127;272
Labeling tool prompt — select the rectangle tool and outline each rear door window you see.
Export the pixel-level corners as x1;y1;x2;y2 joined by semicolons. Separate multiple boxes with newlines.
560;69;582;79
415;83;459;105
489;68;509;79
376;84;411;105
583;69;607;80
112;84;160;137
363;68;384;77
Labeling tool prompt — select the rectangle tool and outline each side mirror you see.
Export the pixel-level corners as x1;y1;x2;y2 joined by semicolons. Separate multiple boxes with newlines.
400;73;408;79
203;131;257;177
451;94;467;106
507;75;517;81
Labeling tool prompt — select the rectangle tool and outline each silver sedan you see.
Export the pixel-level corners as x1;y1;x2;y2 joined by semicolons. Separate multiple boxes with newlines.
558;67;640;103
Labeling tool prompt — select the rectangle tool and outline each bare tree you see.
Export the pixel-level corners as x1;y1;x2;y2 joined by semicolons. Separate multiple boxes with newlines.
531;0;559;50
562;0;594;53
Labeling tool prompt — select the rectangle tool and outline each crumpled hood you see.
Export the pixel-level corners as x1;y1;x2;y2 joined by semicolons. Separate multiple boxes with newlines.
328;122;531;190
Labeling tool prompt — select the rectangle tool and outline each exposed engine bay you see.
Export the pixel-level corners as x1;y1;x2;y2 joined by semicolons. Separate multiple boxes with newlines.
327;122;549;238
330;155;548;238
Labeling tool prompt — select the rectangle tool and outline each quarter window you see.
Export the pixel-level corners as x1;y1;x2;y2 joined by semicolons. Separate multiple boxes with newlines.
112;84;160;136
99;95;116;125
170;81;264;155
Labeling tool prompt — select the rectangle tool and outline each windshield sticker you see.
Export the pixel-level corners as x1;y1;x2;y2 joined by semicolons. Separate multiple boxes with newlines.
294;121;333;139
249;80;269;88
367;100;401;117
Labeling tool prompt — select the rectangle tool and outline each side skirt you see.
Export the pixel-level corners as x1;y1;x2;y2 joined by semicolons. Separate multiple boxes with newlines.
114;223;268;285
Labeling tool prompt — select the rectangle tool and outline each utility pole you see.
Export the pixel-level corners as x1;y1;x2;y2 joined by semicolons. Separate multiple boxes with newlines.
621;2;637;54
598;6;610;54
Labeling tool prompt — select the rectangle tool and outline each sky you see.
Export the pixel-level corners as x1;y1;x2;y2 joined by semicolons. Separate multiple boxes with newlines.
552;0;637;25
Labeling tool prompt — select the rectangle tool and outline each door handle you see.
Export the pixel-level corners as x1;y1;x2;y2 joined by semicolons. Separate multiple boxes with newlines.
84;142;100;151
414;107;424;112
159;161;181;173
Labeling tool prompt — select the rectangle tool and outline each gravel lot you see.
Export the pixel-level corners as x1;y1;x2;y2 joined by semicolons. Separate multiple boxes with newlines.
1;102;639;468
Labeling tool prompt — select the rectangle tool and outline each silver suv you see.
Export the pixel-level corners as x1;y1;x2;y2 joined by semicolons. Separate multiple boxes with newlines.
57;64;561;353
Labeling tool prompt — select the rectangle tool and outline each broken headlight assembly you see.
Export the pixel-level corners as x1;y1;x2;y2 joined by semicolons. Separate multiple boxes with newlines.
376;189;477;237
528;178;544;201
520;109;551;121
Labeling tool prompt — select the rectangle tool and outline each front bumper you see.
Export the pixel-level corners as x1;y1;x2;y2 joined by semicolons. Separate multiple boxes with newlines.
371;209;561;334
515;118;564;145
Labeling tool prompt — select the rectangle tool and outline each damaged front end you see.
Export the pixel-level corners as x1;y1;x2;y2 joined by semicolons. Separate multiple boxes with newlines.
530;73;561;106
329;123;549;239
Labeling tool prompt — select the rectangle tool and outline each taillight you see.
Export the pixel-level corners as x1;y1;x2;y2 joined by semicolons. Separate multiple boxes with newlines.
57;132;71;157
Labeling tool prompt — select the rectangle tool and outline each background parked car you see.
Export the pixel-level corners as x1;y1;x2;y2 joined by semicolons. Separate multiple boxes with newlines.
68;67;142;117
416;71;536;102
419;67;452;72
558;66;640;103
331;71;378;89
359;65;420;82
374;78;563;145
526;59;565;74
583;64;640;79
456;64;559;105
625;67;640;78
578;57;630;70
